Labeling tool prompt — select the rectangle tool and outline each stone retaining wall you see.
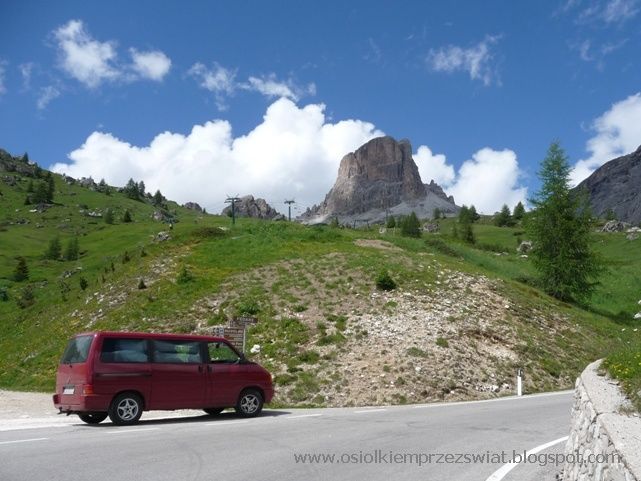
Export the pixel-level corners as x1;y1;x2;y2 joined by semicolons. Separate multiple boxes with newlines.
563;360;641;481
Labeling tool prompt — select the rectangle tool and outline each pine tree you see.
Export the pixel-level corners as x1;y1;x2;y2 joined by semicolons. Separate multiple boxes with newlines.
137;181;145;197
513;201;526;221
46;172;55;202
13;257;29;282
44;237;62;260
400;212;421;238
494;204;513;227
124;178;139;200
386;216;396;228
64;237;80;261
27;180;34;193
153;189;163;206
33;181;49;204
528;141;603;302
432;207;442;220
469;205;480;222
79;277;88;290
458;206;476;244
122;209;132;223
104;208;114;224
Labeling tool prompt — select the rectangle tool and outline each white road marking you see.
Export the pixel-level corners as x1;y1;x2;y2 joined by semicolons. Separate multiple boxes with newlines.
354;409;387;414
204;420;249;426
0;437;48;446
413;390;573;409
287;414;323;419
106;427;160;434
484;436;569;481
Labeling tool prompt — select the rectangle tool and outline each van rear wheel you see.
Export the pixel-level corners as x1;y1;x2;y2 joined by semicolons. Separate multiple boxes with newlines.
108;393;143;425
235;389;263;417
78;413;108;424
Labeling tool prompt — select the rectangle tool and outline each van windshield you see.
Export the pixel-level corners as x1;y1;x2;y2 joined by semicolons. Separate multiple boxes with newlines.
61;335;93;364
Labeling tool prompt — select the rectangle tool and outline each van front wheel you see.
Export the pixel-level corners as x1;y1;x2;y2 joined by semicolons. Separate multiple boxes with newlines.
108;393;143;425
78;412;108;424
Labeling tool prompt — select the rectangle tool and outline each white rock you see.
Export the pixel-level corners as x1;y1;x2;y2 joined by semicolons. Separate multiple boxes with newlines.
634;312;641;320
249;344;261;354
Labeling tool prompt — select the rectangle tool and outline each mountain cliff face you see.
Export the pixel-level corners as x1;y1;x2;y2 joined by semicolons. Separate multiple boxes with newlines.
575;145;641;224
301;136;458;223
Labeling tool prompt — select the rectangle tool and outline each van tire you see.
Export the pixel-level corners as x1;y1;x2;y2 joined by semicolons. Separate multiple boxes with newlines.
204;408;225;416
108;392;143;425
235;389;263;417
78;412;108;424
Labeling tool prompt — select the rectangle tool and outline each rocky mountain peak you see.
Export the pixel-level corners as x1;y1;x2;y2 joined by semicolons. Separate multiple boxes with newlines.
301;136;458;223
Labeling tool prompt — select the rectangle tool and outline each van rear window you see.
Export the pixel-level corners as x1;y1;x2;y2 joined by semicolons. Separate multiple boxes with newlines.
61;335;93;364
101;338;149;363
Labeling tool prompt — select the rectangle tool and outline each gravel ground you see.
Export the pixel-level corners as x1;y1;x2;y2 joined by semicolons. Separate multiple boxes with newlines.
0;389;208;431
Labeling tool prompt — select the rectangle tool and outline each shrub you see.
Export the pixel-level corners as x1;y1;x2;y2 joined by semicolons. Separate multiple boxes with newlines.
79;277;88;290
122;209;132;223
407;346;429;358
17;284;35;309
13;257;29;282
0;287;8;302
64;237;80;261
138;278;147;289
436;337;449;348
375;270;397;291
44;237;62;260
176;266;194;284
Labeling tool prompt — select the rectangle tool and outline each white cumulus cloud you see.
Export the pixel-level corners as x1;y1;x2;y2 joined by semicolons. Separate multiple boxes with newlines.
570;92;641;185
53;19;120;88
51;98;382;213
52;19;172;88
243;75;316;101
414;145;455;187
427;35;502;86
188;62;237;110
129;49;171;81
414;145;527;213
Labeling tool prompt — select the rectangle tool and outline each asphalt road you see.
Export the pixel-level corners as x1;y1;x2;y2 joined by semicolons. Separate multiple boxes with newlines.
0;391;573;481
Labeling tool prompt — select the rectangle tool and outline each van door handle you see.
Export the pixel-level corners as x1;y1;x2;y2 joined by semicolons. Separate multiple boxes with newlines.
198;365;203;373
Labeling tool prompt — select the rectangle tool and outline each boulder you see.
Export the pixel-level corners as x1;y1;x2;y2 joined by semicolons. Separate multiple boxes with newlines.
601;220;630;232
183;202;203;212
221;195;281;219
517;241;533;254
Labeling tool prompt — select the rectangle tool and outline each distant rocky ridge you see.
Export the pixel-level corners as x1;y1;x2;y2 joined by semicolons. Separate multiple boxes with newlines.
575;145;641;224
300;136;459;224
0;149;37;177
221;195;282;220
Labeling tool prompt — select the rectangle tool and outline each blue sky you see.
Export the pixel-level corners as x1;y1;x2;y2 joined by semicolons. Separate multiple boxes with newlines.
1;0;640;214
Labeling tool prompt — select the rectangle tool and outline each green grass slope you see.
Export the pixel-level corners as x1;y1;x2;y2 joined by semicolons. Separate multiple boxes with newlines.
0;156;637;407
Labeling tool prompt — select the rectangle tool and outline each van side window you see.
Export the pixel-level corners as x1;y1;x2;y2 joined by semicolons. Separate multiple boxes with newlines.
101;338;149;363
208;342;240;363
153;340;202;364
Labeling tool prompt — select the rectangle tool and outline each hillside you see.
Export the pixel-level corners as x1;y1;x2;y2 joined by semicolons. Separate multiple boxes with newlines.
0;153;638;407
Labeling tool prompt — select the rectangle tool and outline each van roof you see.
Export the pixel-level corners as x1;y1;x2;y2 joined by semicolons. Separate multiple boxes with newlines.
74;331;228;343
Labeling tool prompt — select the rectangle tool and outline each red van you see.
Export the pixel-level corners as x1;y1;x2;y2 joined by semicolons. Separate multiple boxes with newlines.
52;331;274;425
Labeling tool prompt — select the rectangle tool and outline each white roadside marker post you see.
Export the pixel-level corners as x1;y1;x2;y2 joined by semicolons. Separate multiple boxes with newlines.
517;368;523;397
